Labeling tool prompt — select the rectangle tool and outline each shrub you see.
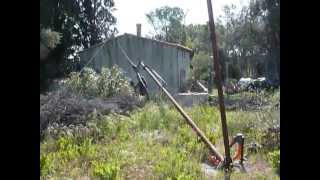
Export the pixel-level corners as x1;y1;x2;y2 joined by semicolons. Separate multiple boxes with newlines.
97;66;133;98
153;147;201;179
64;66;133;99
268;149;280;174
98;114;132;141
78;137;97;159
177;174;194;180
40;28;62;49
261;124;280;151
56;136;79;163
92;161;120;180
40;94;280;179
40;153;54;177
40;66;142;138
191;51;211;81
65;68;98;97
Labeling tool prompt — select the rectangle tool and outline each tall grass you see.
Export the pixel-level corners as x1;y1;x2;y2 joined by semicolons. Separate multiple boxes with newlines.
41;98;279;179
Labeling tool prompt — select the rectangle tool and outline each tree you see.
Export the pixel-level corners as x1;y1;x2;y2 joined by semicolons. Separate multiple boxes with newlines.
185;24;211;53
259;0;280;85
185;20;231;84
191;51;211;81
40;0;118;92
185;0;279;86
146;6;187;45
40;28;62;61
214;0;279;83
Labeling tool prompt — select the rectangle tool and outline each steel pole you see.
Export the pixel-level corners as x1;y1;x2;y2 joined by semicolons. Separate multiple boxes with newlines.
206;0;232;169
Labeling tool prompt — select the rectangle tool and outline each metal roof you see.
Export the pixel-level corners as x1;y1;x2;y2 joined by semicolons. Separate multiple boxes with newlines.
78;33;194;55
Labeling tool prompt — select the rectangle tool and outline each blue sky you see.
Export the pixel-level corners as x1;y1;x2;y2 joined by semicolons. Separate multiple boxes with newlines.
113;0;249;36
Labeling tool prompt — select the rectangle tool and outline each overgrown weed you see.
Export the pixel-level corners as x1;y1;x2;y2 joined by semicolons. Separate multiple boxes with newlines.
41;91;279;179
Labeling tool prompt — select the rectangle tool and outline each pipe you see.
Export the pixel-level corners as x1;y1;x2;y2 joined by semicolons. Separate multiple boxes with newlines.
140;62;224;162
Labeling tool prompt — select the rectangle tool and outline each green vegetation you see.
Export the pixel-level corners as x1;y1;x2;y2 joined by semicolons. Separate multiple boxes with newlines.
64;66;133;98
215;171;280;180
268;150;280;174
146;1;280;85
191;51;211;81
92;161;120;180
40;28;62;49
40;0;117;92
41;91;279;179
146;6;187;45
40;1;280;179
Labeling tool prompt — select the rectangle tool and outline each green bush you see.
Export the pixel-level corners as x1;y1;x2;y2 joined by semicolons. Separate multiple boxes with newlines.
40;28;62;49
153;147;201;179
40;96;280;179
191;51;211;81
92;161;120;180
56;136;80;163
268;150;280;173
78;137;97;159
65;68;98;97
54;136;97;163
64;66;133;98
128;103;180;131
98;114;131;141
177;174;194;180
40;153;54;177
97;66;133;98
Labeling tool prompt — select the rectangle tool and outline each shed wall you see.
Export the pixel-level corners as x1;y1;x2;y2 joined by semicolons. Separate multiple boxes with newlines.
79;35;191;94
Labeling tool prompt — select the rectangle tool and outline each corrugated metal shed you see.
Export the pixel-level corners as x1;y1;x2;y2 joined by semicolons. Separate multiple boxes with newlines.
78;33;194;94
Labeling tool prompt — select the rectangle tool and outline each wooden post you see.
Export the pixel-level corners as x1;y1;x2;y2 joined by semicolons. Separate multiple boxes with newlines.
208;55;213;93
206;0;232;170
207;21;214;93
